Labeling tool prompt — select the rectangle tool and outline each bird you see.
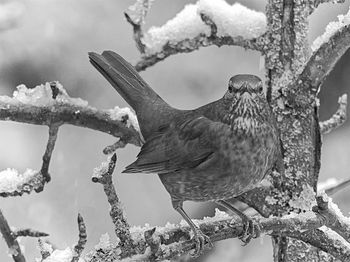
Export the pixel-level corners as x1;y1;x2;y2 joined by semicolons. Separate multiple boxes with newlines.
89;50;283;255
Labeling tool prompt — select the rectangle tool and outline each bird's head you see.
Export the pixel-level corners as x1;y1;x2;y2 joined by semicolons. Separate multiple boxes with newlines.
226;74;263;98
223;74;268;129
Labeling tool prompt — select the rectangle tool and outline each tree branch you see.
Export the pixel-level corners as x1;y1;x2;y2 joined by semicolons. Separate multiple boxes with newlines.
320;94;347;134
311;0;346;12
314;194;350;243
91;154;134;256
71;213;87;262
0;98;141;147
12;229;48;238
324;178;350;196
0;209;26;262
87;206;350;261
292;24;350;101
126;1;267;71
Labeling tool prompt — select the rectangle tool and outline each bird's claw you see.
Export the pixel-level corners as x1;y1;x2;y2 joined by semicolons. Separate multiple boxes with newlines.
191;229;213;257
231;218;260;245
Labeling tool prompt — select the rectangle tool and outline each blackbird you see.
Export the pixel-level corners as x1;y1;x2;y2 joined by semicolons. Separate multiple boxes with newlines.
89;51;282;255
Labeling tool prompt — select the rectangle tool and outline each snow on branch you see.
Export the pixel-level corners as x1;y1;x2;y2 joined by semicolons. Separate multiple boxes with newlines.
293;8;350;98
126;0;267;71
322;178;350;196
36;214;87;262
314;194;350;243
320;94;347;134
0;82;142;146
85;204;350;261
311;0;346;13
0;168;46;197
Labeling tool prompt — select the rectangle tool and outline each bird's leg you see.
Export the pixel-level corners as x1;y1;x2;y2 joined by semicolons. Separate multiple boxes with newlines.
216;200;260;244
172;199;213;256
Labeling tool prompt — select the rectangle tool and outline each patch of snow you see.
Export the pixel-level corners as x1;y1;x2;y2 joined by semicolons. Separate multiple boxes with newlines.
108;106;140;131
94;233;114;250
0;168;37;194
198;0;266;38
0;82;88;107
42;248;73;262
143;4;209;54
142;0;266;54
311;6;350;51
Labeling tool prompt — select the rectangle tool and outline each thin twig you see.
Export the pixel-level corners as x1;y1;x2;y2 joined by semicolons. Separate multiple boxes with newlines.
325;178;350;196
134;33;265;72
0;209;26;262
320;94;347;134
91;154;134;255
40;124;60;184
13;229;49;238
71;213;87;262
124;0;153;53
103;137;128;155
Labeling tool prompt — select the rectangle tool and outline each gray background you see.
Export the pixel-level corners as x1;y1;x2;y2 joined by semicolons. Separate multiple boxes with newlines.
0;0;349;261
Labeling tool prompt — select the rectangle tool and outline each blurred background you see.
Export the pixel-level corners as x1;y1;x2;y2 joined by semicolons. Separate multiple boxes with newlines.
0;0;349;261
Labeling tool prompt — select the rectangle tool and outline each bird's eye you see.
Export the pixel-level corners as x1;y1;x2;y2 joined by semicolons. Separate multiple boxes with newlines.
258;85;263;92
228;83;234;93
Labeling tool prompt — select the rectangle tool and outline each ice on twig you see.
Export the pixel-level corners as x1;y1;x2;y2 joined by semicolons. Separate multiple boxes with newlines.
142;0;266;54
0;168;37;194
108;106;140;131
311;6;350;51
198;0;266;38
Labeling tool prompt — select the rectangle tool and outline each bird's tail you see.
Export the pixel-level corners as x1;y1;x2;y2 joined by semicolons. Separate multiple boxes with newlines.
89;50;167;113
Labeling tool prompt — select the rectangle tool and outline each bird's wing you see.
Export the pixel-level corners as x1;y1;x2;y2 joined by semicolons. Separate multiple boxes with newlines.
123;116;229;174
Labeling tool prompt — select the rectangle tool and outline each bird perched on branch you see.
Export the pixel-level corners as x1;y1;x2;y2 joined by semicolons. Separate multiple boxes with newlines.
89;51;282;255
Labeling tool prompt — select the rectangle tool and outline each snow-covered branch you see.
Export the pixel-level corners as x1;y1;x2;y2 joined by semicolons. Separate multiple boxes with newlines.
320;94;347;134
0;82;142;147
314;194;350;244
311;0;346;13
322;178;350;196
294;8;350;98
85;205;350;261
126;0;267;71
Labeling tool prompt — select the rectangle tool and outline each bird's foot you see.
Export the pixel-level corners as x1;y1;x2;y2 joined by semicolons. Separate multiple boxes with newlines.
230;217;260;245
190;229;213;257
238;218;260;245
